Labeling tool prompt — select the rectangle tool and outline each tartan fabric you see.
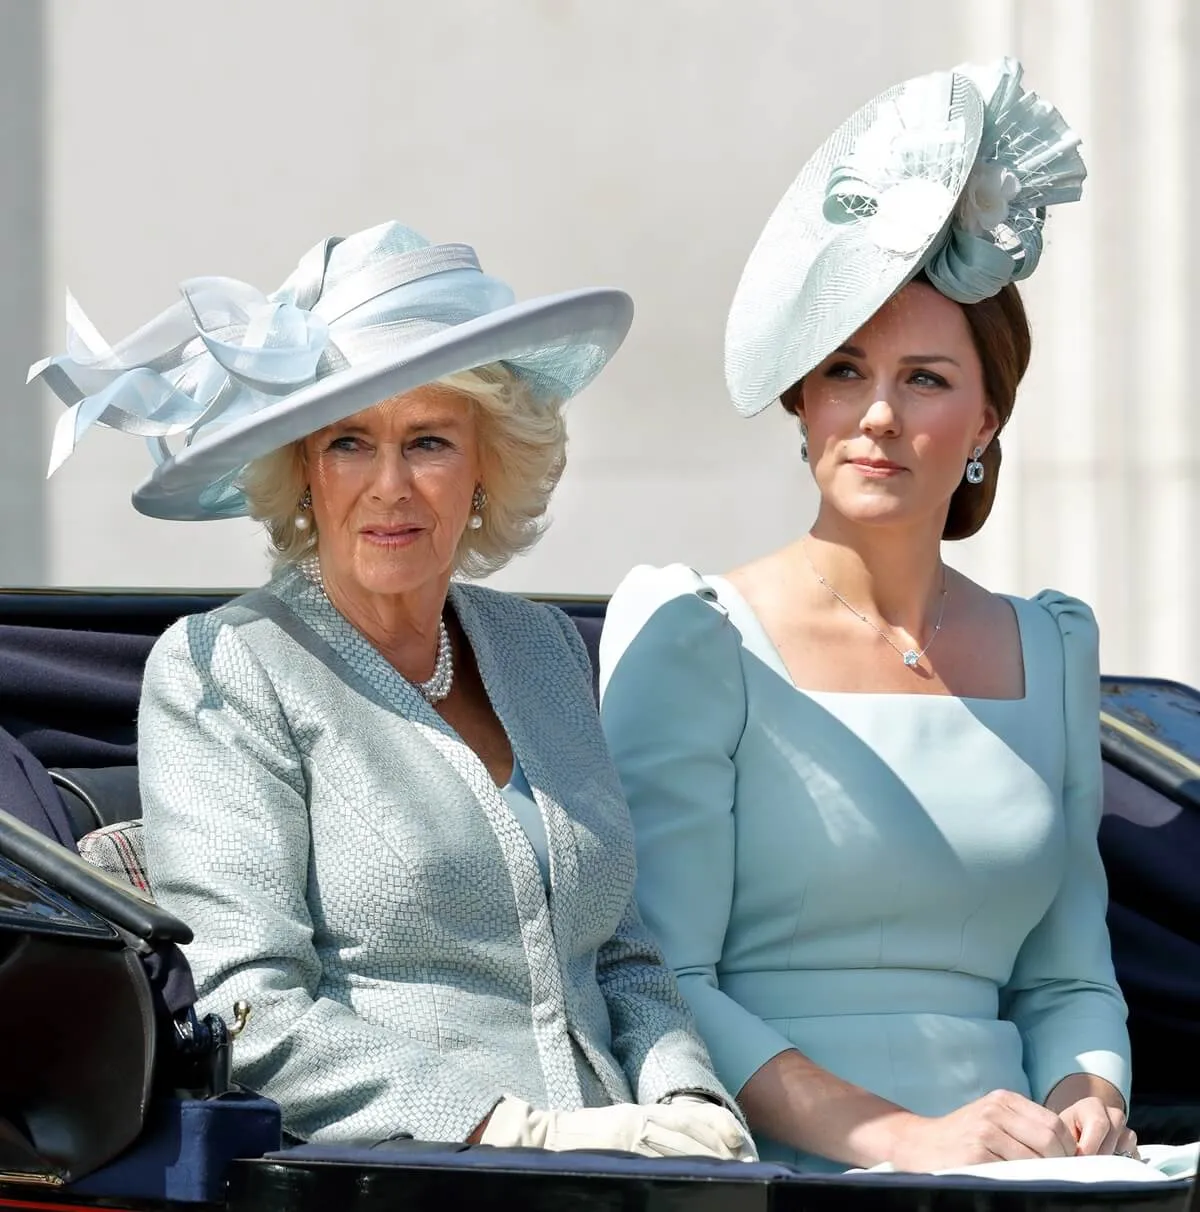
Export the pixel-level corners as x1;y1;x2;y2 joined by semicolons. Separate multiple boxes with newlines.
78;818;153;899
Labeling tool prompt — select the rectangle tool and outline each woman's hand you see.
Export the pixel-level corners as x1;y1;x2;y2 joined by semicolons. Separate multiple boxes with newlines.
478;1096;756;1160
888;1089;1079;1171
659;1095;759;1161
1053;1097;1138;1158
1044;1074;1136;1158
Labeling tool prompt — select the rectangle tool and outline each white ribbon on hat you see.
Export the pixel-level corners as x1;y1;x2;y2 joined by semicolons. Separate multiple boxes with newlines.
30;238;503;477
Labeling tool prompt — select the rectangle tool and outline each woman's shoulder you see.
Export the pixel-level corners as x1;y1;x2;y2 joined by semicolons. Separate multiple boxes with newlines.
1024;590;1100;691
606;562;727;624
452;581;575;634
1024;589;1098;636
962;582;1100;697
145;586;281;681
452;583;598;689
1002;587;1099;662
951;572;1097;644
603;562;736;642
599;563;742;692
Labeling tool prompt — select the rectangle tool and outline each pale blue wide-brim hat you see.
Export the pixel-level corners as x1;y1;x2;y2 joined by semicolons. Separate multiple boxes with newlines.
725;57;1086;417
30;221;633;520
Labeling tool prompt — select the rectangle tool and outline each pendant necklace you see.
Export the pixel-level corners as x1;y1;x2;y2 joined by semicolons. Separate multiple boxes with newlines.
801;546;948;668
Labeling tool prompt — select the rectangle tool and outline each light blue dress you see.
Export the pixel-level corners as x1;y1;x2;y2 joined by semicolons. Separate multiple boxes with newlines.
598;564;1131;1167
502;757;550;888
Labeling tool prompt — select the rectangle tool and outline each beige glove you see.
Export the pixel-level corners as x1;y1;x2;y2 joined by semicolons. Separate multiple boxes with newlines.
480;1096;757;1161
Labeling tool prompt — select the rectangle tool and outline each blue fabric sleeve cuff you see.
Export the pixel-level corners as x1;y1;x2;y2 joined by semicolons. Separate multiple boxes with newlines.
1027;1029;1132;1107
681;977;795;1097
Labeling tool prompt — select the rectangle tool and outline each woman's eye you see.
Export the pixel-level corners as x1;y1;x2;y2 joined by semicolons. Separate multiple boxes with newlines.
327;435;363;453
909;370;949;388
824;362;862;380
410;435;451;452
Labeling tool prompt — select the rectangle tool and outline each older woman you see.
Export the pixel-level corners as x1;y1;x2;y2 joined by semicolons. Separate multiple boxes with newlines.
32;221;753;1158
599;62;1147;1174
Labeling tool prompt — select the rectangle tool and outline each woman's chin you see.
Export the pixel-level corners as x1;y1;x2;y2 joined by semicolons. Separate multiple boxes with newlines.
825;495;917;529
344;553;443;598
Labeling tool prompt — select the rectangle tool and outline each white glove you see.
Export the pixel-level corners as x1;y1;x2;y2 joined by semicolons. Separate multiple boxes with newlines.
658;1095;759;1161
480;1096;757;1161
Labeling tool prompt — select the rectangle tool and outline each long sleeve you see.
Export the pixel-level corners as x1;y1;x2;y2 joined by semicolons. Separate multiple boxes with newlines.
139;614;503;1144
1000;592;1132;1105
546;605;737;1109
598;565;794;1097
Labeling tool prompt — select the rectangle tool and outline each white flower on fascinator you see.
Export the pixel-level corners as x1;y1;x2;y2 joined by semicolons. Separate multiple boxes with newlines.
822;78;971;256
956;159;1022;235
869;177;958;254
724;58;1085;417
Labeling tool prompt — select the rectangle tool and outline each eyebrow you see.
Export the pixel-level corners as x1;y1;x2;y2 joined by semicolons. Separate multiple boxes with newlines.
835;344;960;367
329;414;465;436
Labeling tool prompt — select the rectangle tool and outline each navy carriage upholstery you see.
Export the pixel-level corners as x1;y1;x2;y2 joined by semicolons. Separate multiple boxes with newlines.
0;590;1198;1156
0;740;283;1198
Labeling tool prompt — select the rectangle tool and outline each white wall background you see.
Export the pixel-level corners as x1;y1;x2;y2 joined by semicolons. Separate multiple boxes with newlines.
3;0;1197;685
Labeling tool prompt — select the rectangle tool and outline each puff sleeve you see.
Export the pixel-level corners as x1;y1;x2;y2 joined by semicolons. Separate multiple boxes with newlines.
999;592;1132;1106
599;565;795;1097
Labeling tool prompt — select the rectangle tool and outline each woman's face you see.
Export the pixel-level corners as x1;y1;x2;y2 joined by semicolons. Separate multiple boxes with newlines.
303;385;481;599
798;281;998;532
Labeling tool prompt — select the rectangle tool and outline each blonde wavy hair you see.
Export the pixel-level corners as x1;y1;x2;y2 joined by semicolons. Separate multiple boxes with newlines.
239;363;567;579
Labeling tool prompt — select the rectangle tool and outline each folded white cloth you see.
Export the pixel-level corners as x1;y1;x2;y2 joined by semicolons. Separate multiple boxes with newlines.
479;1096;757;1161
857;1142;1197;1183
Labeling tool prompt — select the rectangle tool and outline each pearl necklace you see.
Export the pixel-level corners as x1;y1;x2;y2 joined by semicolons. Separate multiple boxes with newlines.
801;546;948;669
297;555;455;704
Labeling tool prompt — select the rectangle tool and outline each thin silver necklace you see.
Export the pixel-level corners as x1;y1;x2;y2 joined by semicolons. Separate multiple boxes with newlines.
297;554;455;703
801;545;949;669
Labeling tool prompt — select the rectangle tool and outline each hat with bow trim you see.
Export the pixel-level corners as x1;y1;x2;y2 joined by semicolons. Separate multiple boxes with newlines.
724;57;1086;417
30;221;633;520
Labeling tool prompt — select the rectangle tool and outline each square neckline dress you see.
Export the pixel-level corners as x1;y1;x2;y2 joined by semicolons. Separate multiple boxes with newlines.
598;563;1130;1168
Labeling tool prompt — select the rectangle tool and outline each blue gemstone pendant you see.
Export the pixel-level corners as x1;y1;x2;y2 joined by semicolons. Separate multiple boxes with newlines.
903;649;920;667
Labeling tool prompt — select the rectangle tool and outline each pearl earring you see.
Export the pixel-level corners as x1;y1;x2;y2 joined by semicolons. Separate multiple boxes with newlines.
965;447;985;485
468;485;487;531
295;487;313;530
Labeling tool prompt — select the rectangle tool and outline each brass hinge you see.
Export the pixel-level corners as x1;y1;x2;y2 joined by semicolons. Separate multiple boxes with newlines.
0;1169;66;1186
229;999;252;1038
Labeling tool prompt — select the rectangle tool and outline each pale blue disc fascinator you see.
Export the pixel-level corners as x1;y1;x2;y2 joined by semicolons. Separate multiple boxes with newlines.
724;58;1086;417
29;221;633;520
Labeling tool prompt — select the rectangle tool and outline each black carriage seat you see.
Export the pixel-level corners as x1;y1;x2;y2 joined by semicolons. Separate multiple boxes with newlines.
50;765;143;837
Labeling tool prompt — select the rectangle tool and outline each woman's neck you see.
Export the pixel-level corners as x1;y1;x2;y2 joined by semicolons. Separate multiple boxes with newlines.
801;509;948;633
318;561;452;682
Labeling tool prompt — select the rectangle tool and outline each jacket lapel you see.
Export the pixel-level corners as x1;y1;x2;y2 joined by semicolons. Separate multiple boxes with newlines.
270;570;568;930
450;586;584;946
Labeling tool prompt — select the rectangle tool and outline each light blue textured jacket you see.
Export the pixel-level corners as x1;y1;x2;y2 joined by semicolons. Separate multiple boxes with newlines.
139;566;730;1144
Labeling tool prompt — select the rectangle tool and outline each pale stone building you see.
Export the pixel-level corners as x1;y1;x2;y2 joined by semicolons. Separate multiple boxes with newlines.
3;0;1196;685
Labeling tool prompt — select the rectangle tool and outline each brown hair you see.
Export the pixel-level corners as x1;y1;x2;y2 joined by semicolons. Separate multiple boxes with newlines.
782;275;1032;540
